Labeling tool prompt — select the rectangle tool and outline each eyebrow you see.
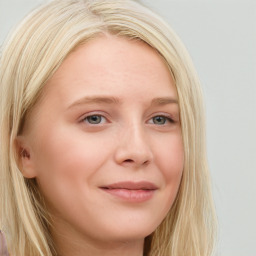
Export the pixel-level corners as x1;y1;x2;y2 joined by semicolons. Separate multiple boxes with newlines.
68;96;120;109
68;96;178;109
150;97;178;106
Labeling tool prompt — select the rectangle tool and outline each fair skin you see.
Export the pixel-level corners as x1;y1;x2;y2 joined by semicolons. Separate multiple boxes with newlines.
18;35;184;256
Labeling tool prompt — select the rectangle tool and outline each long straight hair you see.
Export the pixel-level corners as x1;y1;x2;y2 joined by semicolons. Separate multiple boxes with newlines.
0;0;217;255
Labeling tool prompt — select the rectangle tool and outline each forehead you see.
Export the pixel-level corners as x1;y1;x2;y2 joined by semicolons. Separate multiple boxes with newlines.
42;35;176;102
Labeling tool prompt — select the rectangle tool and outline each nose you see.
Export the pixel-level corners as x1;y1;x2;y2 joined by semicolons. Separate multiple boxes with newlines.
114;123;153;168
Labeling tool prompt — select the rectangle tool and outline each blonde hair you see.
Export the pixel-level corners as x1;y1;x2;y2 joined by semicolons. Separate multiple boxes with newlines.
0;0;217;255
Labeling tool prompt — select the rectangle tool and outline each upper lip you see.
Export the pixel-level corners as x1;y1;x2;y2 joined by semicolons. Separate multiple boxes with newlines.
100;181;158;190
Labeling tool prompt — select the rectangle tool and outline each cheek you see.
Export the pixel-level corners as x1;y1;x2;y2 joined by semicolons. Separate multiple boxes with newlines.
31;125;113;205
155;131;184;177
154;132;184;203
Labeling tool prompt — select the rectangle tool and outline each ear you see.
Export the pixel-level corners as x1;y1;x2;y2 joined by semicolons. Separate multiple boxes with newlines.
15;136;37;178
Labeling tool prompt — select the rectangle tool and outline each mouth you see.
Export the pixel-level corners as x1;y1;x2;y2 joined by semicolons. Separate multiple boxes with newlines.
99;181;158;202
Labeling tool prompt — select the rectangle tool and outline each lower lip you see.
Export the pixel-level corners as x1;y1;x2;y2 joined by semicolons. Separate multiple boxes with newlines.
100;188;155;202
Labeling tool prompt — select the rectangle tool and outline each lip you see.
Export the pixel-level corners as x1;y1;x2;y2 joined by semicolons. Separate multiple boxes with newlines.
99;181;158;203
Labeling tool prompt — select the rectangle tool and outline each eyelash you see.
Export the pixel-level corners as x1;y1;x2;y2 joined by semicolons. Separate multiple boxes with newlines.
81;113;175;126
82;114;107;125
148;115;175;125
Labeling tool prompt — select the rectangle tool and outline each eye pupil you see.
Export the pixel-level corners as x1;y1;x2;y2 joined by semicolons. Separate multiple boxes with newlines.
87;115;101;124
153;116;166;125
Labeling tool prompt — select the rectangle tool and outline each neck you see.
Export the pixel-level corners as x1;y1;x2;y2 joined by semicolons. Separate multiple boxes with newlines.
52;225;145;256
55;237;144;256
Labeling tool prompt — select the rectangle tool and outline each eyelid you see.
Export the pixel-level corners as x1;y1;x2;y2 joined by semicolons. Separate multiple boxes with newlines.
147;113;176;124
79;111;110;124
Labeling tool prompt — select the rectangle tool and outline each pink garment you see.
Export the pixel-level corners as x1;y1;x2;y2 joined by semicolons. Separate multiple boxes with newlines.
0;231;9;256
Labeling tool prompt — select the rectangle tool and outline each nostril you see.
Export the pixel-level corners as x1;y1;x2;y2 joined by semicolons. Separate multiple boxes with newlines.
124;159;133;163
123;159;149;166
143;160;149;165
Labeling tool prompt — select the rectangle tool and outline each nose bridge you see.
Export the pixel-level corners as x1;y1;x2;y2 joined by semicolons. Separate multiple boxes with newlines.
114;118;153;167
127;120;148;149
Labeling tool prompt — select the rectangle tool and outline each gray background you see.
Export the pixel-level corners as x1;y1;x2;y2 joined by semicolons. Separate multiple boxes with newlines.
0;0;255;255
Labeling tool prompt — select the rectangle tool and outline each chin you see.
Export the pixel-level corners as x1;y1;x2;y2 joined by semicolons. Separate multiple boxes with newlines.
100;218;160;242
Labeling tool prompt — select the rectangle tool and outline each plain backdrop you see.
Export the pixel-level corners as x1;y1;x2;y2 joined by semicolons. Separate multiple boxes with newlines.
0;0;255;255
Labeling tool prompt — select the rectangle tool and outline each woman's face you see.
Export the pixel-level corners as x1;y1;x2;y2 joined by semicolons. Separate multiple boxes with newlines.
20;35;184;244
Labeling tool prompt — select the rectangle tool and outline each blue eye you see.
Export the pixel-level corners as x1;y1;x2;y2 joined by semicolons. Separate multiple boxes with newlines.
151;116;174;125
84;115;105;124
152;116;167;125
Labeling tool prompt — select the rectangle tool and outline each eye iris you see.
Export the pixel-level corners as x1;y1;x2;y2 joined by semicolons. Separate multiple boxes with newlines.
153;116;166;125
87;115;101;124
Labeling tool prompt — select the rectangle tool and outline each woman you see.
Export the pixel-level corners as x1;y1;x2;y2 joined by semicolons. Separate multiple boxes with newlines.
0;0;217;255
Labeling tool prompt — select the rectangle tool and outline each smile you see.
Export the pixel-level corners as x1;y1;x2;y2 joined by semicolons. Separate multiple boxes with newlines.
99;181;158;203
